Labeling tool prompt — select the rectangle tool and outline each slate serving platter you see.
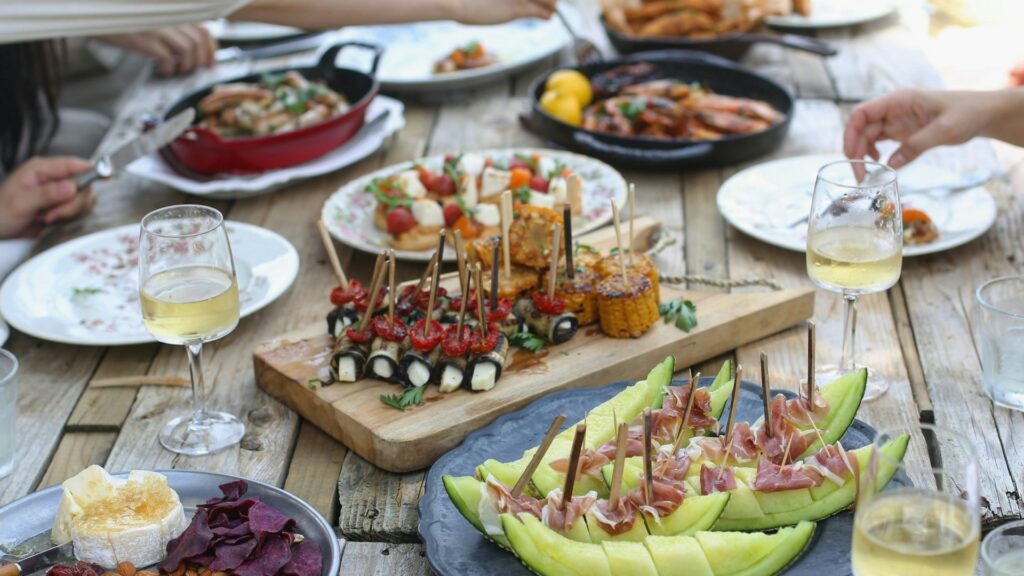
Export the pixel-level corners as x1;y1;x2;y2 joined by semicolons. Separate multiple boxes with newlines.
419;377;910;576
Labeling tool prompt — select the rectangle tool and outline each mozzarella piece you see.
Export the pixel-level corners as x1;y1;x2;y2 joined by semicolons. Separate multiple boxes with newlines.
407;360;432;387
480;167;511;198
439;365;464;392
371;357;395;379
470;363;497;391
548;176;568;205
460;174;479;208
336;356;359;382
527;191;556;210
412;199;444;227
459;153;486;177
397;169;427;198
475;203;501;227
537;156;556;179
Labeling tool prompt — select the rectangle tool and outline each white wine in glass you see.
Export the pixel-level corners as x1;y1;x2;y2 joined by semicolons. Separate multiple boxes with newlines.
806;160;903;400
851;423;980;576
139;205;245;456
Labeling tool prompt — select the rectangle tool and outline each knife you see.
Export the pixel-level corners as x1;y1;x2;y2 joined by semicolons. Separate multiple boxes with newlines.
215;32;331;63
74;108;195;190
0;541;74;576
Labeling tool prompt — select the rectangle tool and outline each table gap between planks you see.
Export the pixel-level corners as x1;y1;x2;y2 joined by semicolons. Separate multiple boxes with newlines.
3;3;1022;573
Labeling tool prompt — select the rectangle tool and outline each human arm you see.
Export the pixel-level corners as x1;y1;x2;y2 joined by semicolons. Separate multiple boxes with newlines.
233;0;556;27
94;25;218;76
0;157;96;239
844;88;1024;170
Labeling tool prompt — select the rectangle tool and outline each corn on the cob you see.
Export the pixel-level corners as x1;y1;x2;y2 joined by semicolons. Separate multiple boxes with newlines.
596;252;660;302
482;265;540;300
596;273;658;338
470;236;500;269
563;243;602;274
542;267;600;325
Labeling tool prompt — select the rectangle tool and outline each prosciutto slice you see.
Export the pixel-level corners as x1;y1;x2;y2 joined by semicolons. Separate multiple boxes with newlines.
653;449;691;482
663;386;717;431
541;488;597;532
485;476;544;518
595;427;645;460
699;464;737;495
781;393;830;427
549;449;610;480
590;497;640;536
752;459;824;493
692;421;759;465
755;396;815;465
807;443;859;485
627;477;687;522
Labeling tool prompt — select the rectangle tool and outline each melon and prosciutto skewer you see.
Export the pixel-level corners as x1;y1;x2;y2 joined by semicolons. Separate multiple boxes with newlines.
541;422;596;534
398;231;447;388
331;252;386;382
700;364;743;495
467;263;509;392
367;251;406;382
589;423;641;537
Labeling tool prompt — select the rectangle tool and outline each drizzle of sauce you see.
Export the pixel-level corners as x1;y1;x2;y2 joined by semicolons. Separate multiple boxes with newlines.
507;348;551;375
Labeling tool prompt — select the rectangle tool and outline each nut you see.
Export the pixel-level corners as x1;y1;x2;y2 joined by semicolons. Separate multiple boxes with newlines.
116;563;136;576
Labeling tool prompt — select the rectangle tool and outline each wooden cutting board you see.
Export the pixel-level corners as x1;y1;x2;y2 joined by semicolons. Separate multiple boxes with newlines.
254;218;814;472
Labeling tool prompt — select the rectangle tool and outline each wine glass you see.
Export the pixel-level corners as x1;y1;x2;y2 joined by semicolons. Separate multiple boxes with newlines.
852;423;980;575
139;205;245;456
806;159;902;400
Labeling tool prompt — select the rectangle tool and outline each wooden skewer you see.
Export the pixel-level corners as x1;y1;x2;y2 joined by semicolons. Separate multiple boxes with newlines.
357;252;387;331
627;183;635;266
406;251;439;306
547;223;562;299
91;375;189;388
643;407;653;506
317;219;348;287
386;250;397;325
561;421;587;511
562;203;575;280
607;422;629;510
500;190;513;280
671;371;701;455
490;240;500;310
780;432;795;467
452;230;468;291
474;263;488;338
424;231;447;339
611;201;628;285
761;351;772;439
511;414;566;498
567;174;583;216
807;321;816;409
455;248;471;336
724;363;744;447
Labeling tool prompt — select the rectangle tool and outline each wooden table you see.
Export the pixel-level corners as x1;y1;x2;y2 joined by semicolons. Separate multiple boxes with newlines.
4;2;1023;573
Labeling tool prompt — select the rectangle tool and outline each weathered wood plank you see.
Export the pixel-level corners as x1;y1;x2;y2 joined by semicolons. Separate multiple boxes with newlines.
68;344;159;430
338;452;425;542
283;421;347;523
36;432;117;490
338;540;430;574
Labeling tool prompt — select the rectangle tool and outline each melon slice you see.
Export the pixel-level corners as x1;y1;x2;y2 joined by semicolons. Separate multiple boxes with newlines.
502;513;612;576
696;521;815;576
601;540;658;576
643;491;730;537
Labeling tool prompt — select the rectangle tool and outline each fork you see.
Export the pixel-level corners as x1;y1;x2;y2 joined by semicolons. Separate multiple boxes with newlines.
555;4;602;65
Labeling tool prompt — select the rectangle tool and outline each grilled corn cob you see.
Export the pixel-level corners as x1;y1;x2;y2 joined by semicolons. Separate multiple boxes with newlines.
482;265;540;300
596;252;660;302
596;273;658;338
542;267;600;325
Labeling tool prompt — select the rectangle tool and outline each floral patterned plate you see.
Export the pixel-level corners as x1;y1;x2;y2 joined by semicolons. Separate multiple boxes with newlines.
321;147;628;262
0;222;299;346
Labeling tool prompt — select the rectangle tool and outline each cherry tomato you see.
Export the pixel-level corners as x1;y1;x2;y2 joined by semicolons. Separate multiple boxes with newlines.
386;207;416;236
509;167;532;190
529;176;549;193
330;279;367;306
450;289;478;316
431;173;456;196
508;157;531;171
444;203;463;227
417;166;440;190
372;315;408;341
479;297;513;322
410;319;444;352
355;288;387;313
470;325;501;354
532;291;566;315
441;324;472;357
346;326;374;344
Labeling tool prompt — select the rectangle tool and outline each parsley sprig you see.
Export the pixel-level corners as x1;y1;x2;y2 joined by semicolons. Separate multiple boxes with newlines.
366;178;412;211
617;98;647;123
514;153;538;173
510;332;546;352
513;185;532;204
380;386;426;411
660;298;698;333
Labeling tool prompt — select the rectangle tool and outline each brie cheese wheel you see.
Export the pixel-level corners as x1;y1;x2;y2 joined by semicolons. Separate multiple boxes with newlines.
480;167;511;198
412;199;444;227
397;169;427;198
52;466;187;568
475;204;501;227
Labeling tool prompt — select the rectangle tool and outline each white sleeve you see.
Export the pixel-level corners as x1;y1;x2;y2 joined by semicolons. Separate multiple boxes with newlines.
0;0;253;43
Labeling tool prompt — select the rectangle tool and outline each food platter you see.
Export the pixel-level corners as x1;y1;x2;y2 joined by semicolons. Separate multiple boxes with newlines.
0;470;340;576
717;153;998;257
205;20;307;43
764;0;897;30
329;9;576;93
419;379;910;575
321;148;628;261
0;222;300;346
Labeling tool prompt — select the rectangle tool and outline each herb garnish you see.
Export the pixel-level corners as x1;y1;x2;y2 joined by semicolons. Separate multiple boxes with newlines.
514;153;538;173
513;185;532;204
455;191;478;218
72;287;102;298
510;332;546;352
548;160;568;180
366;178;413;211
462;40;480;54
617;98;647;123
307;378;322;390
660;298;698;332
609;246;631;254
380;386;426;411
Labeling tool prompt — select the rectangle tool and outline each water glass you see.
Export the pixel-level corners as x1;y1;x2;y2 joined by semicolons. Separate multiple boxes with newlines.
976;276;1024;410
983;520;1024;575
0;349;18;479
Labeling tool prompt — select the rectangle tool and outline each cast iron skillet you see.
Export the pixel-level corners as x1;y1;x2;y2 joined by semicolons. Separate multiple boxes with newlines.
523;50;795;169
601;15;837;60
162;41;382;175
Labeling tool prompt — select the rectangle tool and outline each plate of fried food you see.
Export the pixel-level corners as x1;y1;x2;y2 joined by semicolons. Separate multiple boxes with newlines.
601;0;836;60
764;0;897;30
716;153;998;257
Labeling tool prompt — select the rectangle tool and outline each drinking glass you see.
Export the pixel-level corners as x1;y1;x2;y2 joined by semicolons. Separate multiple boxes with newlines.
806;160;902;401
852;423;980;576
139;205;244;456
975;276;1024;410
0;348;18;479
982;520;1024;575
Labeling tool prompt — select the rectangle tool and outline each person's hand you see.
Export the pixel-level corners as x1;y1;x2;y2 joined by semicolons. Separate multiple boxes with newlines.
95;25;218;76
0;157;96;239
844;88;993;171
450;0;556;24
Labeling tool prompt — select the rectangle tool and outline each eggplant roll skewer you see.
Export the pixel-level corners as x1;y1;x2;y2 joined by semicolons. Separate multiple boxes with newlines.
367;337;404;382
398;344;442;388
327;306;360;339
513;297;579;344
467;333;509;392
330;333;369;383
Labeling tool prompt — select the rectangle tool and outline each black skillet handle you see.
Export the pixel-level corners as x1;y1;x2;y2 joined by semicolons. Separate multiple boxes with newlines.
317;41;384;77
743;33;837;57
572;131;714;165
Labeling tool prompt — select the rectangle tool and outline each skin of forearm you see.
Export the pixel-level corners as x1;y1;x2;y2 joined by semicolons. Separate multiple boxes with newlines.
232;0;459;27
979;88;1024;147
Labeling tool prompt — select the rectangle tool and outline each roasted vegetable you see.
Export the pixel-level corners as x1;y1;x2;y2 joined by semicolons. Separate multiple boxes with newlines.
596;273;659;338
596;252;661;302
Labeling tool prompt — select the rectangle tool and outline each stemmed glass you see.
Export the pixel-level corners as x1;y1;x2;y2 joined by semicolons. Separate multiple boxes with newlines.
139;205;245;456
852;423;980;575
806;160;902;400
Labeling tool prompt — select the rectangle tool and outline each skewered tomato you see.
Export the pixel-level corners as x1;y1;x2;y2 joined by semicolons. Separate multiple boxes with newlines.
386;207;416;236
410;319;444;352
479;297;513;322
442;324;472;357
529;175;549;192
330;279;367;306
372;315;407;341
444;203;463;227
533;291;566;315
450;289;478;315
355;288;387;313
470;325;501;354
509;167;532;190
346;326;374;344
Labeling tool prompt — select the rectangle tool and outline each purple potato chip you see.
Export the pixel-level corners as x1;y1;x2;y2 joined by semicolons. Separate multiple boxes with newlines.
209;537;258;571
159;509;214;573
248;501;295;534
212;521;252;539
281;541;323;576
233;533;292;576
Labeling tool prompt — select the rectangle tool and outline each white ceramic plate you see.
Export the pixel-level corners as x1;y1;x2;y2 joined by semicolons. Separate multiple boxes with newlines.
0;222;300;346
331;10;575;92
717;153;998;257
765;0;896;29
125;96;405;200
206;20;306;42
322;147;628;262
0;318;8;347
